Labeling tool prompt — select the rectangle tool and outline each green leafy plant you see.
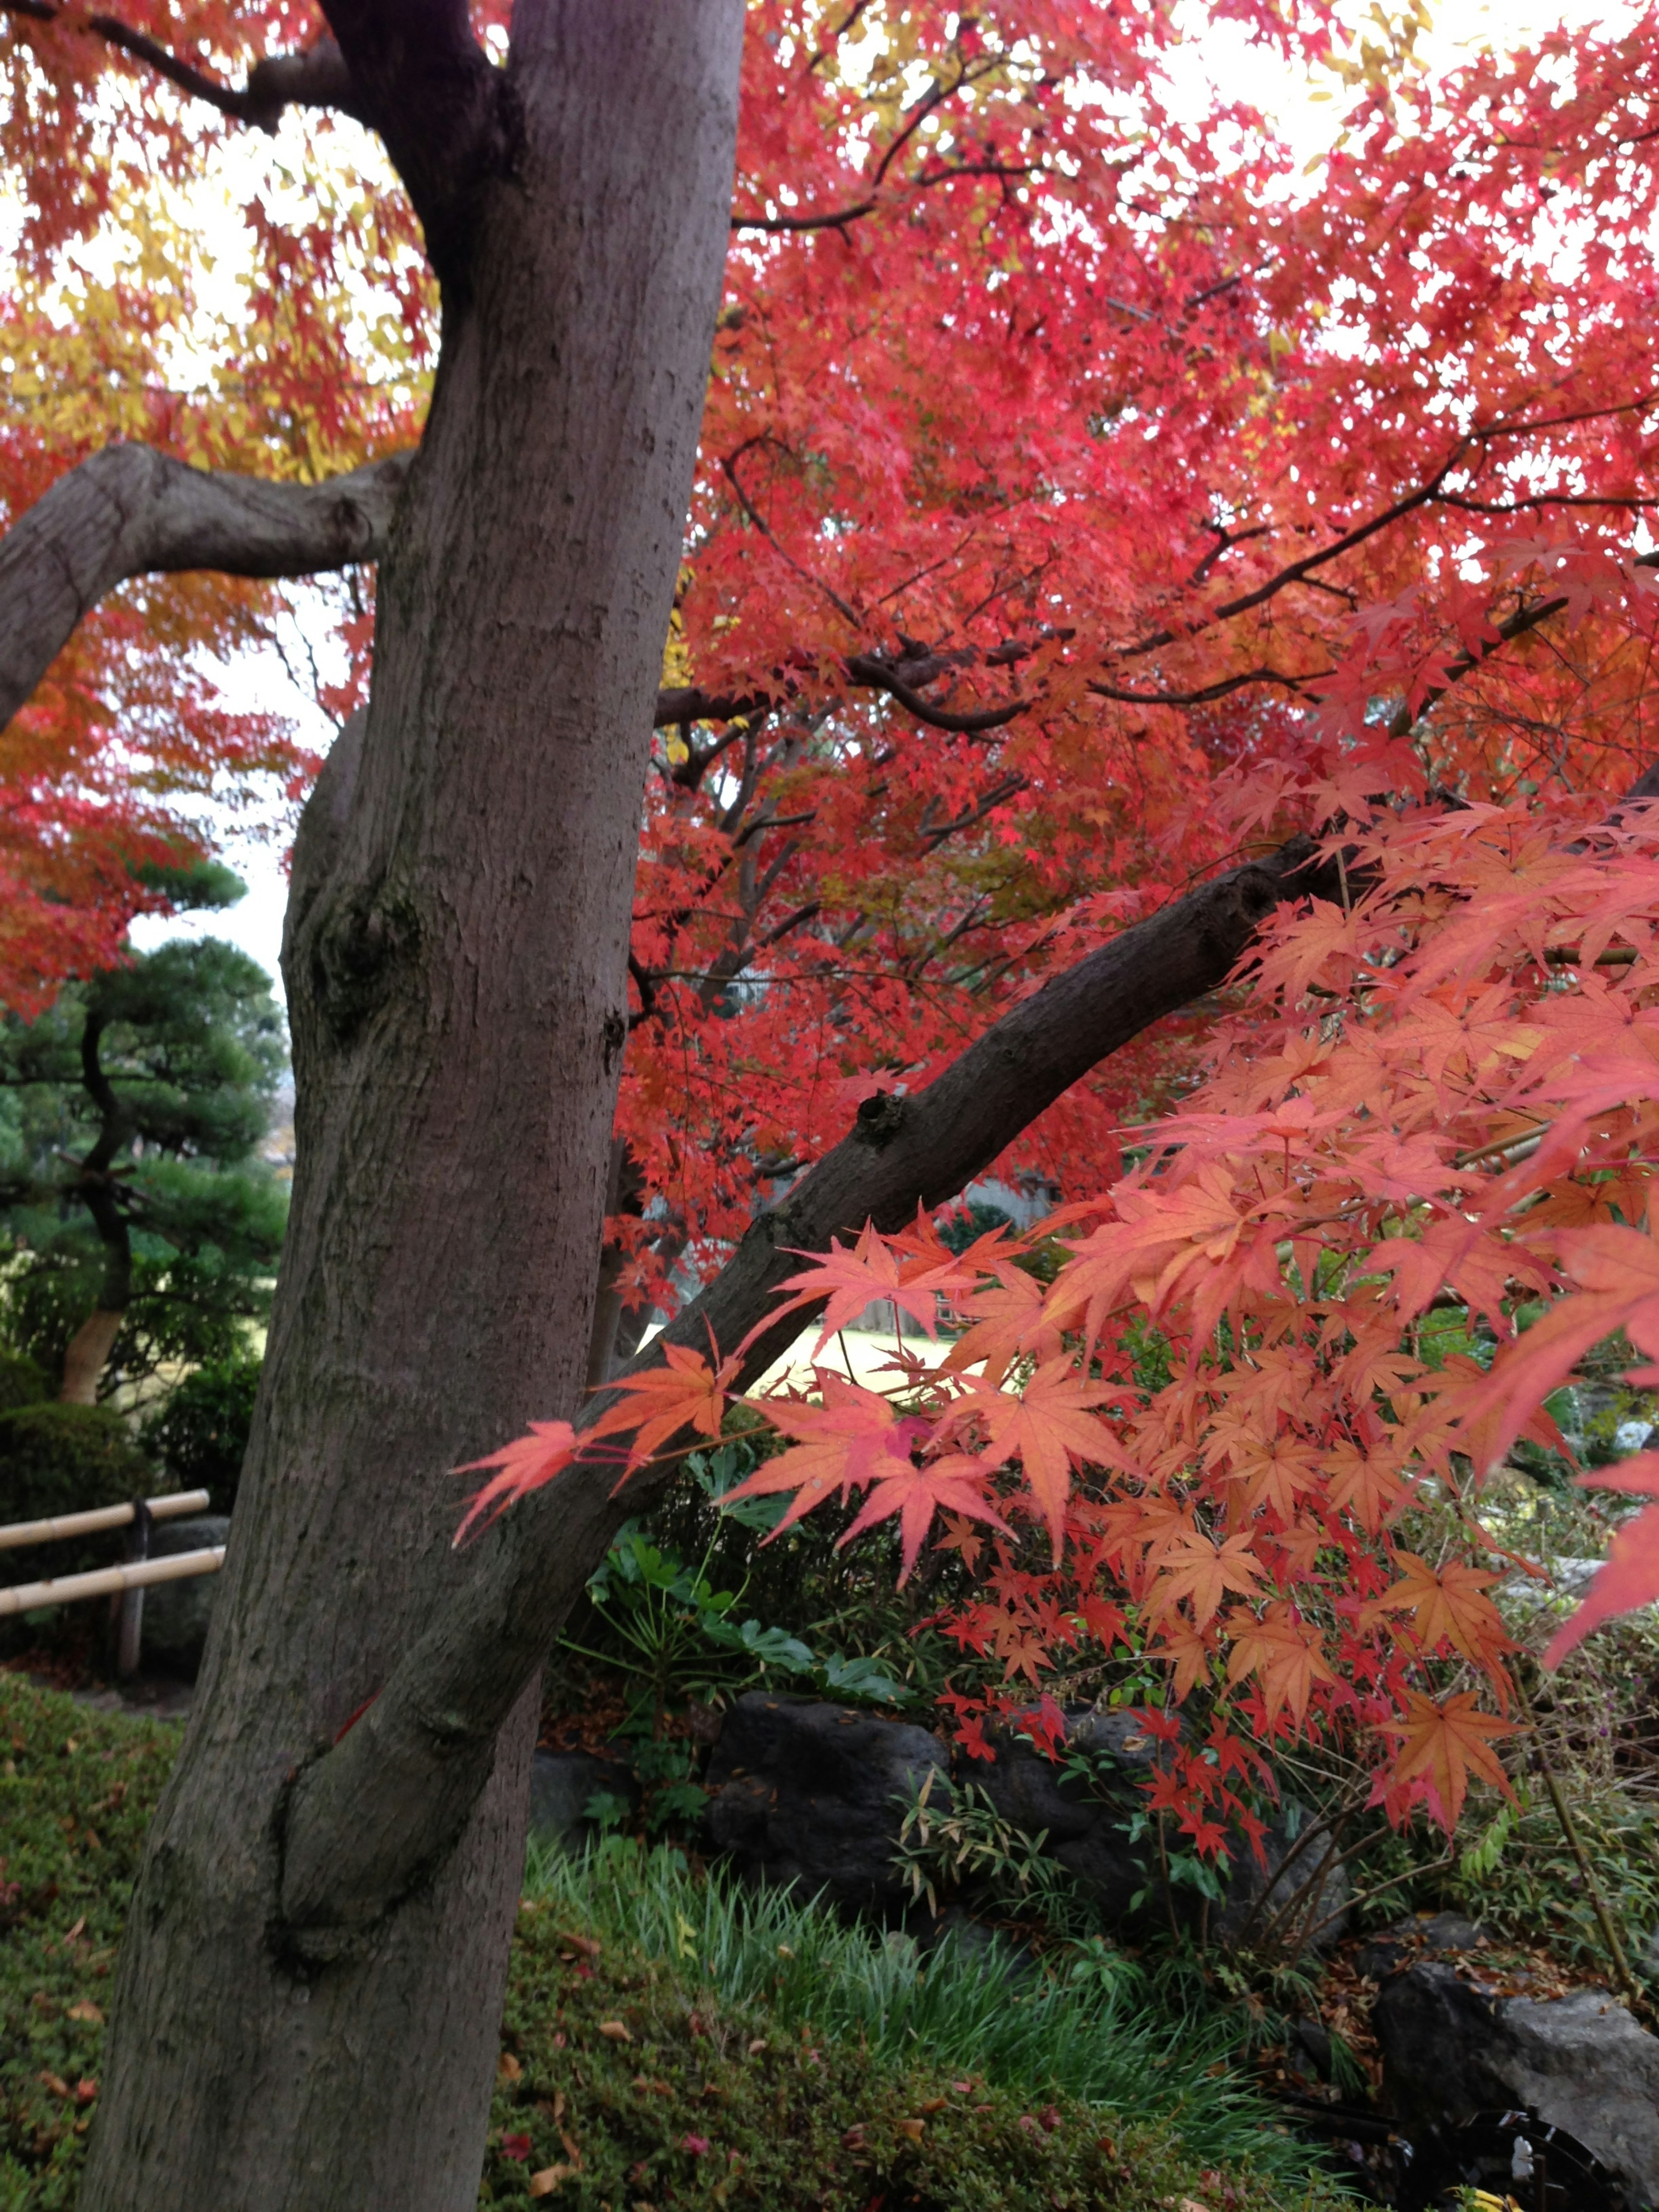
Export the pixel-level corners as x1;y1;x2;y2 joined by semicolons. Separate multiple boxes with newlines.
893;1767;1092;1935
138;1349;260;1514
562;1527;904;1742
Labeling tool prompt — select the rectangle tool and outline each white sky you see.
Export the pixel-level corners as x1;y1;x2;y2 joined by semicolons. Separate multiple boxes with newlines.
127;0;1630;1000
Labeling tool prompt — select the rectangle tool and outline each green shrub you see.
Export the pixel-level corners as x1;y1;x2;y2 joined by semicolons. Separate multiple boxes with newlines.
0;1353;48;1416
139;1350;259;1513
0;1405;155;1587
0;1405;152;1524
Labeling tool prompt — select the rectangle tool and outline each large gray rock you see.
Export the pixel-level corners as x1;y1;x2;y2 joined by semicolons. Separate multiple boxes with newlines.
139;1514;230;1672
1375;1958;1659;2208
702;1693;948;1915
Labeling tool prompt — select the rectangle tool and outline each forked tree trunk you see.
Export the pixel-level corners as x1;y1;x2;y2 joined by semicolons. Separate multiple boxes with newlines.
78;9;742;2208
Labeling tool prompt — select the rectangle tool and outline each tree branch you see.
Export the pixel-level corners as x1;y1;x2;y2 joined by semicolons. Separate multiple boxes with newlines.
2;6;366;129
274;832;1343;1944
315;0;509;289
0;445;411;734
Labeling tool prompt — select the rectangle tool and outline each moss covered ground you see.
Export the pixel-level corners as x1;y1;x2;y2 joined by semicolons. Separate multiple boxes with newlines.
0;1672;1346;2211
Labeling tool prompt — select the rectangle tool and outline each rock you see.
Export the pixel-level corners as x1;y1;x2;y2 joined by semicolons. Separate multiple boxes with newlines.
1357;1909;1485;1980
139;1515;230;1673
1288;2016;1332;2082
969;1710;1160;1924
1375;1958;1659;2208
702;1693;948;1915
528;1748;638;1851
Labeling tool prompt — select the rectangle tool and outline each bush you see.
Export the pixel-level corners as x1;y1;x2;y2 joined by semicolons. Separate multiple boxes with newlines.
139;1351;259;1513
0;1405;155;1586
0;1405;151;1526
0;1351;48;1415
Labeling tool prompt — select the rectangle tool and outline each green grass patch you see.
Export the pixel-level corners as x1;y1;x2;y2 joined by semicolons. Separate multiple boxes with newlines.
0;1674;1348;2210
489;1839;1350;2209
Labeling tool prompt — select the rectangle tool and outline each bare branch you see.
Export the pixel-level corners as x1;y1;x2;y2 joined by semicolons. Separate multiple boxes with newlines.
0;444;411;734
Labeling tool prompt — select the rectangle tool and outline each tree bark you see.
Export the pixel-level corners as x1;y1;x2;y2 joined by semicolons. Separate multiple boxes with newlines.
270;835;1339;1937
77;8;743;2209
0;445;410;733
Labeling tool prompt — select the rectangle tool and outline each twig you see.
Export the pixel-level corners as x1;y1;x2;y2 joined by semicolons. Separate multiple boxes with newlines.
1514;1668;1643;2008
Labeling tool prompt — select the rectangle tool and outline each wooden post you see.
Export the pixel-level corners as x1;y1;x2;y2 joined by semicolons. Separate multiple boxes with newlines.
115;1498;152;1678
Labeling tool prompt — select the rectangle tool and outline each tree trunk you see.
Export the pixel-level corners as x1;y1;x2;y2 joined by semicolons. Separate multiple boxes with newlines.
77;9;742;2208
58;1309;123;1405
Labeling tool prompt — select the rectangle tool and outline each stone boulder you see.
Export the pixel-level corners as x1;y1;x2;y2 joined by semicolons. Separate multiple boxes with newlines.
1375;1956;1659;2209
139;1514;230;1673
968;1711;1158;1923
702;1693;948;1915
528;1748;639;1852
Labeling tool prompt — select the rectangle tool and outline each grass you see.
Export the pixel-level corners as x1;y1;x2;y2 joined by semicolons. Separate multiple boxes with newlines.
518;1836;1334;2190
0;1671;1351;2211
0;1675;178;2210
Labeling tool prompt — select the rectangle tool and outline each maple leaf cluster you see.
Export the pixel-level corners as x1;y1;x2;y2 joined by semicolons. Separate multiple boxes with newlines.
477;788;1659;1849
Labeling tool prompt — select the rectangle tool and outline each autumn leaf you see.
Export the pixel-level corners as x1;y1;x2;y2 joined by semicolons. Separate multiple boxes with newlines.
755;1222;972;1357
1476;1222;1659;1466
1381;1691;1517;1831
1144;1529;1265;1630
587;1337;740;1484
940;1366;1134;1557
1223;1604;1335;1732
1148;1620;1215;1700
724;1373;924;1538
836;1454;1011;1584
1361;1551;1512;1666
1044;1162;1248;1340
453;1420;580;1546
1544;1453;1659;1664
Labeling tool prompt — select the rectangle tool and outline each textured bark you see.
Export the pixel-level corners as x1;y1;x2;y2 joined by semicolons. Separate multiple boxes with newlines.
0;444;409;733
270;836;1339;1933
77;7;743;2209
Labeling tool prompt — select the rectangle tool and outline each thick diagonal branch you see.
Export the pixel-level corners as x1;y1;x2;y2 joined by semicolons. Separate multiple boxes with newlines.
0;445;410;733
275;834;1337;1944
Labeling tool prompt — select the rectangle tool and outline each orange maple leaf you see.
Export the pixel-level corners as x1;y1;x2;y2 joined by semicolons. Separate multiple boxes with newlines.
588;1338;740;1483
1045;1162;1246;1340
1224;1603;1336;1732
1382;1691;1517;1831
453;1419;581;1545
1361;1551;1511;1666
1476;1221;1659;1466
757;1222;971;1357
723;1373;920;1537
1144;1529;1265;1630
940;1365;1133;1557
941;1262;1062;1379
837;1454;1011;1584
1148;1619;1215;1700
